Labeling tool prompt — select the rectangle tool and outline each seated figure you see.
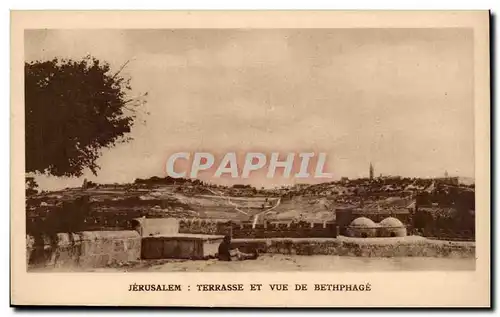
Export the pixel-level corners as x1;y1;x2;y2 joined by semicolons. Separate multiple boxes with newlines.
217;235;259;261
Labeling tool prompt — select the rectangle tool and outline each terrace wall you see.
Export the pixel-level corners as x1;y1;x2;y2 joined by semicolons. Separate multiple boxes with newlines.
177;219;337;239
27;231;141;269
178;219;233;236
231;237;475;258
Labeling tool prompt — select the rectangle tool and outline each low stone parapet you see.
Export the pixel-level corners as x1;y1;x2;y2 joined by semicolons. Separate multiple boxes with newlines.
141;234;224;260
27;230;141;269
232;236;475;258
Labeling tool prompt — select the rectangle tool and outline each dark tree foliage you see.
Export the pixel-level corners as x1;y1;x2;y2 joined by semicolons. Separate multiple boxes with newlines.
135;176;190;185
25;56;146;177
25;176;38;197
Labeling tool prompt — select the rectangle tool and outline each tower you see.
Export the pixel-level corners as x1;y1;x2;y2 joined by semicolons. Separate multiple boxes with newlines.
369;162;374;180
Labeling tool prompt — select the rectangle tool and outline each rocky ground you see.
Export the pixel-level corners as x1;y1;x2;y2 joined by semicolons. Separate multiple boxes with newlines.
30;254;475;272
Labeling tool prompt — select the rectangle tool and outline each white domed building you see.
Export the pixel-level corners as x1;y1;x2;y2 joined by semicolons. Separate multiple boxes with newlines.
346;217;379;238
378;217;407;237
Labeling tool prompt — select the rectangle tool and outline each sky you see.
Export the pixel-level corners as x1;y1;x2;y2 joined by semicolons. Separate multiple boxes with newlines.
25;28;475;190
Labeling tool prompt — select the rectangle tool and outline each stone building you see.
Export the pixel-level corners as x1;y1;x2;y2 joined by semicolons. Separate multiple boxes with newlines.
378;217;407;237
346;217;378;238
336;207;411;235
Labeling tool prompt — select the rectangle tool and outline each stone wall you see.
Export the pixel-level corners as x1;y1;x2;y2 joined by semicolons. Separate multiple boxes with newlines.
27;231;141;269
231;222;337;239
231;236;475;258
141;235;223;260
178;219;232;236
133;217;180;237
178;219;337;239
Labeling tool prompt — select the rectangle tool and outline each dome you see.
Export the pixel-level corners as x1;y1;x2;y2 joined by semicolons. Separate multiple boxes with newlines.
347;217;378;238
379;217;404;228
378;217;407;237
349;217;377;228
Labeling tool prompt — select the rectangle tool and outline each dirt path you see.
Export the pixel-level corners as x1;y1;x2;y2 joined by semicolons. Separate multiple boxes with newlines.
205;188;249;216
252;198;281;227
205;188;280;224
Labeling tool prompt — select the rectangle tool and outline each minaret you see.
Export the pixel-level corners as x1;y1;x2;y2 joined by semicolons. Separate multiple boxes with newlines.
369;162;374;180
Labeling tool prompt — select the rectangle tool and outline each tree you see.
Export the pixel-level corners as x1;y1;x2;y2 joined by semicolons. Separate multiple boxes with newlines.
25;176;38;196
25;56;147;177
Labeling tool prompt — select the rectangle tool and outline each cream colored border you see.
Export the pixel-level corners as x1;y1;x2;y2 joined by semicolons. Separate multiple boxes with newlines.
10;11;490;307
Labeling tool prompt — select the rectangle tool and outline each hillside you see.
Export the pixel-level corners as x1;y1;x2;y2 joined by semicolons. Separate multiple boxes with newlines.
26;175;475;235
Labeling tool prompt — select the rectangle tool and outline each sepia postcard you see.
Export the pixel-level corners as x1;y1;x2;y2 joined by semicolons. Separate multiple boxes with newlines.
10;10;490;307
